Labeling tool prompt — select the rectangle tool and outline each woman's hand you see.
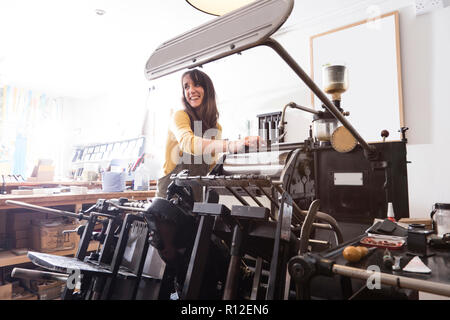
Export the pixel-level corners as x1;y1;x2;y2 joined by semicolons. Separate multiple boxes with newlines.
228;136;267;153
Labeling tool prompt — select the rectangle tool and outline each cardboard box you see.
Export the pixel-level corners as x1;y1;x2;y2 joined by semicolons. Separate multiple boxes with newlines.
34;281;65;300
398;218;433;230
30;212;48;224
30;219;79;253
28;159;55;182
0;283;12;300
6;212;47;234
12;292;38;300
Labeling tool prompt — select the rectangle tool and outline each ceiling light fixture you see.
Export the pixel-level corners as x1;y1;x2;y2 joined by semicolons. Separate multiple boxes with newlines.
95;9;106;16
185;0;256;16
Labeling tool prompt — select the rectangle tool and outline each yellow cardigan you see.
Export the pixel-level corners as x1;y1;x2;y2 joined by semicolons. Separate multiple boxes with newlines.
163;110;222;176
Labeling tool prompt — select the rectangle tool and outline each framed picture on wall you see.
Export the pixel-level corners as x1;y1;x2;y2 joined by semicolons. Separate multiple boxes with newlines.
310;11;404;142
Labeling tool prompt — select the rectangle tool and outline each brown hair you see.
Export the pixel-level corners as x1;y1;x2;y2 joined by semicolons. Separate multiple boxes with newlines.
181;69;219;135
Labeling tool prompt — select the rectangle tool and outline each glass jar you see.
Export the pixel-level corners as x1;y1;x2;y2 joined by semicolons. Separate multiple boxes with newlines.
431;203;450;237
322;64;349;99
313;118;339;142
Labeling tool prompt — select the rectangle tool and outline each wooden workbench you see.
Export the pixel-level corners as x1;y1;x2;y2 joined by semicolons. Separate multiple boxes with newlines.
0;190;156;211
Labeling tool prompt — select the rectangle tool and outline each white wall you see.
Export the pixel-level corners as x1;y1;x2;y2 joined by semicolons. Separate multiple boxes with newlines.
400;5;450;217
208;0;450;218
59;86;149;177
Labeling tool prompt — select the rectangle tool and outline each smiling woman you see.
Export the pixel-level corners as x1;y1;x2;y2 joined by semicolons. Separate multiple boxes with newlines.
157;69;263;200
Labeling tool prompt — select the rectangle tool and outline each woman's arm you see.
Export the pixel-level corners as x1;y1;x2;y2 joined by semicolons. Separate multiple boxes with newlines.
171;110;264;155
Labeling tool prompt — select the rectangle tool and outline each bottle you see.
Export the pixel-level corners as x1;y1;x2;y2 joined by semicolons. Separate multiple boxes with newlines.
387;202;396;222
133;164;149;191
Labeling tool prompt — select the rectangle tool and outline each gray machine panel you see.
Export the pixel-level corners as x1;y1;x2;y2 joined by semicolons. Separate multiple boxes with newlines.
145;0;294;80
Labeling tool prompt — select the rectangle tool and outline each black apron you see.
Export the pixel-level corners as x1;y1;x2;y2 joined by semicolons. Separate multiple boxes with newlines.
157;121;219;202
156;153;210;202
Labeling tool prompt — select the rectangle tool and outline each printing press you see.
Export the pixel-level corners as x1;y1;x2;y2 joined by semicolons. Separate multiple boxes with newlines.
7;0;450;300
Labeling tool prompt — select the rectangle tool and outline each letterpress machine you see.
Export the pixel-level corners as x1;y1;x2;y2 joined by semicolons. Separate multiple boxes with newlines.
142;0;420;300
9;0;449;300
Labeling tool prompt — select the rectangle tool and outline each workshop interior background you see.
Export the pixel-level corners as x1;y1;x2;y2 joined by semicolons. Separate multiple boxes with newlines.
0;0;449;301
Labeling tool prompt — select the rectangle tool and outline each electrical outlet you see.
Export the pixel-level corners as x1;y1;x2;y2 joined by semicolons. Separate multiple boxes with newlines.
415;0;444;15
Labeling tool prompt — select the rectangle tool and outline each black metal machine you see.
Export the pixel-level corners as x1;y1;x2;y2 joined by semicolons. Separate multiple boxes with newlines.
8;0;450;301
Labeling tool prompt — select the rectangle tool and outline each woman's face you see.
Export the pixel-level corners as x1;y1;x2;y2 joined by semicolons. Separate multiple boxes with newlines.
183;74;205;108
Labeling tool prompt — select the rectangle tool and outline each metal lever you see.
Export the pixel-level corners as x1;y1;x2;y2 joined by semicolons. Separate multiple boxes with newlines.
62;229;78;235
62;225;85;236
298;200;321;255
5;200;86;220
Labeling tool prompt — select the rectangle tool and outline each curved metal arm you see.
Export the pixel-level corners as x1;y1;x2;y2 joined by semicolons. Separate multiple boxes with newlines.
279;102;319;133
273;184;344;245
298;200;321;254
315;211;344;245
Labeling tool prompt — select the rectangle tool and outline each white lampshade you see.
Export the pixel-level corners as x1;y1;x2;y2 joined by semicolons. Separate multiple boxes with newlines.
186;0;256;16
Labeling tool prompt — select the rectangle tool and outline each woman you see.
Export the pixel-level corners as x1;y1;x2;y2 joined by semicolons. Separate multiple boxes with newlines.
157;68;262;200
150;69;263;298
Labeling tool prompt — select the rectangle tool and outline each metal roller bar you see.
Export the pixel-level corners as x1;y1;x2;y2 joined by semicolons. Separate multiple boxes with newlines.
5;200;118;220
332;264;450;297
12;267;69;282
308;239;330;246
106;201;148;213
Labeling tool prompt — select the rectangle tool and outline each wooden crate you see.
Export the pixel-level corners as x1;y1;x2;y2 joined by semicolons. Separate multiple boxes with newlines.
30;219;79;253
34;281;65;300
11;292;38;300
398;218;433;230
0;283;12;300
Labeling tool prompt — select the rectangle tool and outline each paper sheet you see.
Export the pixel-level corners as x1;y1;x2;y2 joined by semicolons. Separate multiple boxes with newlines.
402;256;432;274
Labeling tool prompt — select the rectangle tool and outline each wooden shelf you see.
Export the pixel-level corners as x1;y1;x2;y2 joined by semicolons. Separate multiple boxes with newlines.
0;241;99;268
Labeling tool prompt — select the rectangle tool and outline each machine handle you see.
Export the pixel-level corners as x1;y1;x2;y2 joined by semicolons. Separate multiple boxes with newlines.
5;200;86;220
